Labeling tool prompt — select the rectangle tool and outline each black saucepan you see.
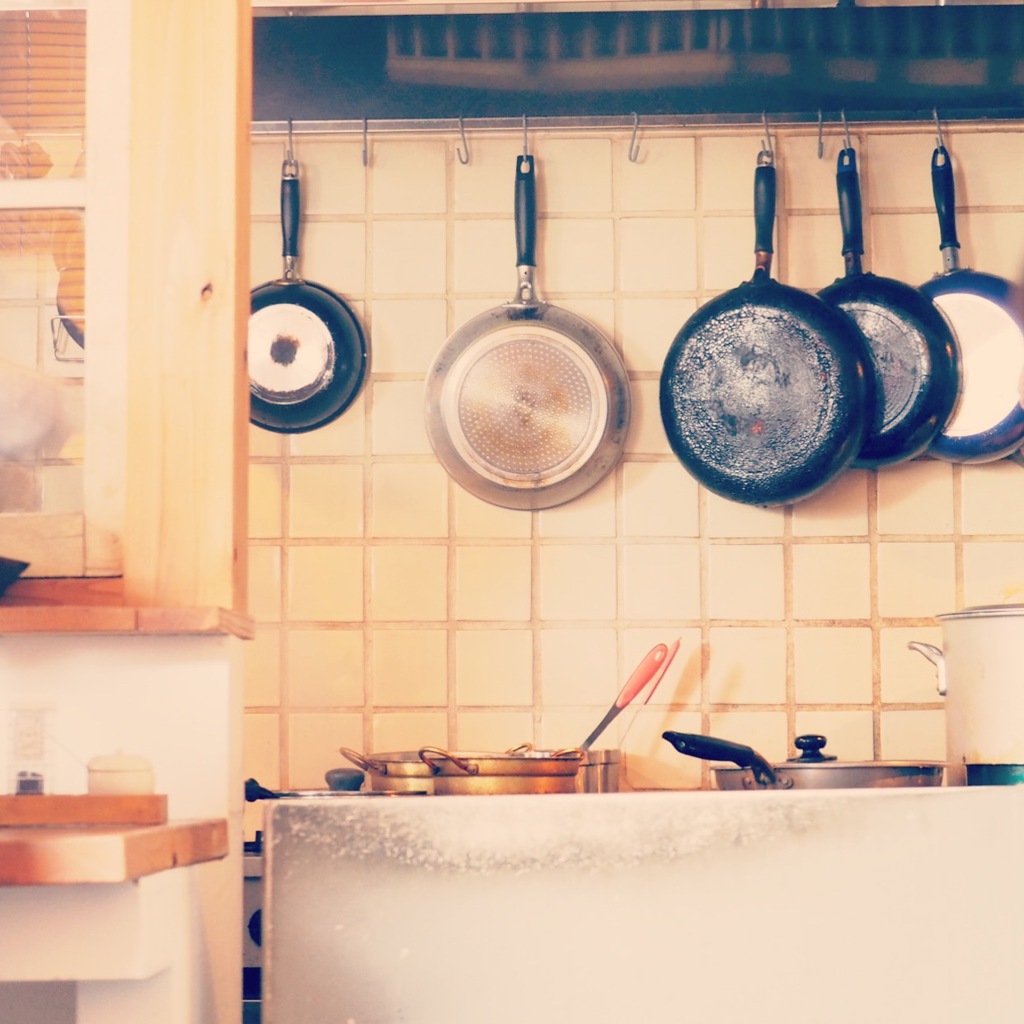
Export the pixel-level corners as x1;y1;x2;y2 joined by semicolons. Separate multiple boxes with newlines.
818;146;961;468
660;146;872;507
424;152;630;510
248;149;368;434
918;144;1024;463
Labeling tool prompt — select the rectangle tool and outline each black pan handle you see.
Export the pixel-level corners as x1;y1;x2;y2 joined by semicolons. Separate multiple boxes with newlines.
836;147;864;274
931;145;961;272
753;159;776;277
515;154;537;268
281;163;301;269
245;777;280;802
662;731;779;787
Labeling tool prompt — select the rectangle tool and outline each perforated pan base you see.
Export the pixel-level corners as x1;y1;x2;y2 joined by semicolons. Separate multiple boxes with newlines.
425;304;630;511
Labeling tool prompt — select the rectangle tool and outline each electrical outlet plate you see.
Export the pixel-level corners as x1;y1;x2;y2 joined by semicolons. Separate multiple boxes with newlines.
13;707;47;761
8;702;55;795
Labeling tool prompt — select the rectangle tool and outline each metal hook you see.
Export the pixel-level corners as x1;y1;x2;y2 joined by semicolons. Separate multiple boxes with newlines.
283;118;298;177
933;108;945;150
628;112;641;163
521;113;529;157
760;111;774;161
362;118;369;167
456;117;470;165
817;110;824;159
842;110;852;151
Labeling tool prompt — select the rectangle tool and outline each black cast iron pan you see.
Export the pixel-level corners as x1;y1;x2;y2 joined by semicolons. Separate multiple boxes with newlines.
818;145;961;468
249;145;368;434
918;144;1024;463
424;152;630;510
660;147;871;507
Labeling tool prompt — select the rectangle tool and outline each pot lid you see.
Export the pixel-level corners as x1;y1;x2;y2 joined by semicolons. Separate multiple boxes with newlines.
87;752;152;773
713;734;942;772
714;760;946;773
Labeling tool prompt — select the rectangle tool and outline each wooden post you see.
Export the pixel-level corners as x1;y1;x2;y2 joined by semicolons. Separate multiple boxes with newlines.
122;0;251;610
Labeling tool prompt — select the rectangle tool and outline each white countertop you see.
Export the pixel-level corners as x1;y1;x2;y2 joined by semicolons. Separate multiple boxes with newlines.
262;787;1024;1024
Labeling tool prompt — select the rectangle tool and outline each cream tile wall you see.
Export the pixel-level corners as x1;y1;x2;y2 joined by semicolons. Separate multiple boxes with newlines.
0;216;85;515
243;120;1024;820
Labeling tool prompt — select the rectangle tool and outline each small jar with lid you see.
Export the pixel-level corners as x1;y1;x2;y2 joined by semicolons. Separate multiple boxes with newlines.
87;752;155;795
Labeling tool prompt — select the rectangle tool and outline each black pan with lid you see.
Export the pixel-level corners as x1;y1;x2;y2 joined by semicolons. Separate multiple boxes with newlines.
662;732;944;790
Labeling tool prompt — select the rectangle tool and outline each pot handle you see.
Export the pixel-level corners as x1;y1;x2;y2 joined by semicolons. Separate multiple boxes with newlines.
280;152;301;279
506;744;584;761
549;747;586;761
244;777;280;802
662;731;779;788
338;747;392;776
419;747;480;776
907;641;947;696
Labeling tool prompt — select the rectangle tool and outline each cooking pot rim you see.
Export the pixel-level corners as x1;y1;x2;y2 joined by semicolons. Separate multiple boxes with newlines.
937;603;1024;621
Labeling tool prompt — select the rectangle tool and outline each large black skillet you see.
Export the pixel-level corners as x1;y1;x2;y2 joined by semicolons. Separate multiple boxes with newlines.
660;146;872;507
248;142;368;434
818;144;961;468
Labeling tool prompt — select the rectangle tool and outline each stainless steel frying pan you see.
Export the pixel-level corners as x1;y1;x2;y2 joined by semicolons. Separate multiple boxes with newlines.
424;153;630;511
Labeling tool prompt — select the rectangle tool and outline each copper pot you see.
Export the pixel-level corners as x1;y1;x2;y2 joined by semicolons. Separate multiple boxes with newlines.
338;748;435;794
418;746;585;795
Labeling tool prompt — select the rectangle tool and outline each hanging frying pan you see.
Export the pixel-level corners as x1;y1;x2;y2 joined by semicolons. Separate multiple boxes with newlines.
248;145;368;434
52;210;85;349
918;143;1024;463
818;145;961;468
424;152;630;511
660;146;872;507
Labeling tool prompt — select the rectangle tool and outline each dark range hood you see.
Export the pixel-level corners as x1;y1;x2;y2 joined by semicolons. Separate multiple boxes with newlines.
253;4;1024;123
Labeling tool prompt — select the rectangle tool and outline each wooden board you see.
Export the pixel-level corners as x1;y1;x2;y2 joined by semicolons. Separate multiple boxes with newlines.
0;794;168;826
0;818;228;885
0;513;85;578
121;0;250;611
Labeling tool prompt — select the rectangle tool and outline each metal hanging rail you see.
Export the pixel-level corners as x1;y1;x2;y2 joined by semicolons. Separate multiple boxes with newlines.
251;110;1024;139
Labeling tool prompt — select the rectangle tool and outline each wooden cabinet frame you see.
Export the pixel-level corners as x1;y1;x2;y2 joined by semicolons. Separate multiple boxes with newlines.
2;0;250;615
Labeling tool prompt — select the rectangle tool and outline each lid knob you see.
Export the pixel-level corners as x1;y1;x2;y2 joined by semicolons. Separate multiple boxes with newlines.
790;734;837;763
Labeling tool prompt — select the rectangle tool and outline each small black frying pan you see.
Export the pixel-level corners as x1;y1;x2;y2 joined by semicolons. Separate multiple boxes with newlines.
248;146;368;434
818;146;961;468
50;209;85;349
918;144;1024;463
660;147;871;507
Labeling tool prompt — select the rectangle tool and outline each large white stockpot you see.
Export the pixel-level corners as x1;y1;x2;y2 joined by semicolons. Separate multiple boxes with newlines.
909;604;1024;786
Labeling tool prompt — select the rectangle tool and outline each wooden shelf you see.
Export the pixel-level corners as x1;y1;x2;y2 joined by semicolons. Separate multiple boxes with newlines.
0;794;168;827
0;577;253;638
0;817;228;885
